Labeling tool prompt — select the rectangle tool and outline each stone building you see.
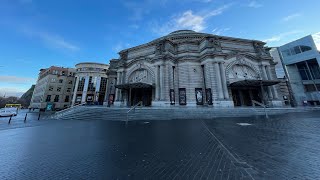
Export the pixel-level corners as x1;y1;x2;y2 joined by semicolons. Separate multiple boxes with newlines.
108;30;282;107
71;62;109;105
30;66;75;110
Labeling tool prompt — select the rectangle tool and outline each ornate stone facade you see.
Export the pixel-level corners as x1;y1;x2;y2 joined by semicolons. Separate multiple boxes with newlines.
109;30;282;107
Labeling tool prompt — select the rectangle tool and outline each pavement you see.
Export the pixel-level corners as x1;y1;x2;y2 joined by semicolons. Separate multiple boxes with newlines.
0;110;320;179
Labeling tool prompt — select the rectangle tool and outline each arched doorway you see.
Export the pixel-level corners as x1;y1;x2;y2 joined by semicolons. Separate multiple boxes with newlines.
227;63;263;106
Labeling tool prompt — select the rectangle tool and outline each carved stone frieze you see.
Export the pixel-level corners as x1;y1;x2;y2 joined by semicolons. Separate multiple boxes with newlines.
119;50;128;60
207;37;222;52
253;42;268;57
155;40;166;55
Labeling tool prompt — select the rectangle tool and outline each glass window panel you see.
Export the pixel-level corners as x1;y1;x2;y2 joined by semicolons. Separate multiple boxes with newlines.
300;45;312;52
294;46;301;54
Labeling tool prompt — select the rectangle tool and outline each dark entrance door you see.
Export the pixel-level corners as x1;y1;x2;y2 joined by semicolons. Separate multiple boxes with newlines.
231;88;262;107
130;88;152;106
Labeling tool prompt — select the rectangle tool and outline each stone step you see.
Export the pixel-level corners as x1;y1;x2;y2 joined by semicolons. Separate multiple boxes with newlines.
53;106;309;121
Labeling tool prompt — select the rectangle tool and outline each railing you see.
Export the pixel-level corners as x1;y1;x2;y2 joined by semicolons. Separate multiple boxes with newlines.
53;103;86;119
126;101;143;123
252;100;268;118
252;100;266;107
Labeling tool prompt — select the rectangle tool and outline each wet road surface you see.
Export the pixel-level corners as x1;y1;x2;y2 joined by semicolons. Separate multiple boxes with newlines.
0;111;320;179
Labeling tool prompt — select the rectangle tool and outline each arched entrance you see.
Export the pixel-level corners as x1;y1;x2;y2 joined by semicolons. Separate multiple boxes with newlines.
116;67;154;107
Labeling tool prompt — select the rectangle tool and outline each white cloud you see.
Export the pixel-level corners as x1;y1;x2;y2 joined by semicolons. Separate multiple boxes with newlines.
263;30;302;43
248;1;262;8
0;87;26;97
112;42;131;52
123;0;168;21
21;27;79;51
205;4;232;18
212;27;231;35
151;4;232;35
312;32;320;51
176;11;206;32
282;13;301;21
0;76;36;84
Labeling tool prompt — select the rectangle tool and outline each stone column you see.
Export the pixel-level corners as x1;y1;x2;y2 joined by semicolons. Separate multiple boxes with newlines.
175;64;180;104
266;65;279;99
261;65;273;100
115;72;120;101
71;76;80;106
159;65;165;100
119;72;123;101
155;65;160;100
95;76;101;101
214;62;224;99
81;75;90;103
219;62;229;99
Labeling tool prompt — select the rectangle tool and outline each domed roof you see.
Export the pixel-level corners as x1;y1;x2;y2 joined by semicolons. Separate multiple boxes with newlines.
169;30;196;35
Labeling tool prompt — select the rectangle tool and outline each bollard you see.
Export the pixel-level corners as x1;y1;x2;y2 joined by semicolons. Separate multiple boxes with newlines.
8;115;12;124
38;113;40;120
24;113;28;123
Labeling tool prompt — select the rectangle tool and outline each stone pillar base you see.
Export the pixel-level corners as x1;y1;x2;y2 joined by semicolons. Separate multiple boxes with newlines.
152;101;171;107
186;102;197;107
270;100;283;107
213;100;234;108
113;101;121;107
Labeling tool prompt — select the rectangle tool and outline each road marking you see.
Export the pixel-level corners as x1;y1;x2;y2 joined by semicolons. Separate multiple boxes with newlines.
201;121;255;180
237;123;252;126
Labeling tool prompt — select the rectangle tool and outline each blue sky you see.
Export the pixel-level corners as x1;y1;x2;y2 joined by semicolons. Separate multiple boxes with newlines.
0;0;319;97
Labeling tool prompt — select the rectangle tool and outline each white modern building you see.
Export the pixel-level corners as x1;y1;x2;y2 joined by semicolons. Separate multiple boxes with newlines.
277;33;320;106
71;62;109;105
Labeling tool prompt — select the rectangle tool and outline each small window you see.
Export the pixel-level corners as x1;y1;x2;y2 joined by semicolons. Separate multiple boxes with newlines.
54;95;59;102
304;84;316;92
59;79;63;83
57;87;62;92
68;80;73;84
65;95;70;102
51;78;56;82
67;87;71;92
281;49;291;57
49;86;53;91
45;95;51;102
300;45;312;52
294;46;301;54
62;71;65;75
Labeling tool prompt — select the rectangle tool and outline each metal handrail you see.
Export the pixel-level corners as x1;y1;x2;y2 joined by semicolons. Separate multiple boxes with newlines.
252;100;268;118
53;103;86;118
126;101;143;122
252;100;266;108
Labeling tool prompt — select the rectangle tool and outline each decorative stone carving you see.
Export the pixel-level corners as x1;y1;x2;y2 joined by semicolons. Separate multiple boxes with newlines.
225;57;261;82
230;64;258;80
120;50;128;60
207;37;222;52
116;60;125;68
128;69;152;84
155;40;166;55
253;42;268;56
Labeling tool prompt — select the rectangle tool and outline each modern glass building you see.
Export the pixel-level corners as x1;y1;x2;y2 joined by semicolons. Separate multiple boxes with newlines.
277;33;320;106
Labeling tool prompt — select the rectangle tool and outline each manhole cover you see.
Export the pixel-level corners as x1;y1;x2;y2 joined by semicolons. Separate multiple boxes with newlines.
237;123;252;126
